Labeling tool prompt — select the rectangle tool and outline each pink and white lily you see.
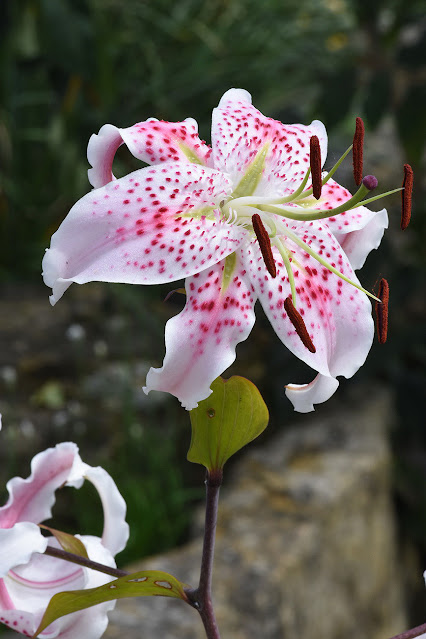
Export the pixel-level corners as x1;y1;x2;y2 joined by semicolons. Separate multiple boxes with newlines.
43;88;390;412
0;442;129;638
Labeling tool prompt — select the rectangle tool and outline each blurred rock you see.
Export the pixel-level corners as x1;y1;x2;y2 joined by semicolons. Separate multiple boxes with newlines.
105;389;407;639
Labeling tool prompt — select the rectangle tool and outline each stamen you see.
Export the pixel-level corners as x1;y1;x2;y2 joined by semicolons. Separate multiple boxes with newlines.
375;278;389;344
252;213;277;278
274;237;297;306
353;117;365;186
276;221;381;302
284;297;316;353
310;136;322;200
401;163;413;230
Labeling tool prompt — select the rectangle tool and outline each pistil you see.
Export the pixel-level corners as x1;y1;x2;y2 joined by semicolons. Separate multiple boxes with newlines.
257;180;378;222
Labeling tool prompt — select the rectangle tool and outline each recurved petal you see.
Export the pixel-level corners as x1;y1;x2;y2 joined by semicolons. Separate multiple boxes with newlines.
0;443;78;529
314;179;388;269
43;162;246;305
50;536;117;639
0;523;47;578
144;255;256;409
212;88;327;197
1;537;116;638
67;462;129;557
285;374;340;413
244;221;374;405
88;118;213;188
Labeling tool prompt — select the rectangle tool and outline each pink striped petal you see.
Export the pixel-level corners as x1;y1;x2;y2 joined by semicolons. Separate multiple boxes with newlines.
87;118;213;188
244;221;374;383
0;523;47;578
43;163;247;305
212;88;327;197
1;537;117;638
285;374;340;413
144;256;256;409
0;443;78;529
0;441;128;574
313;179;389;269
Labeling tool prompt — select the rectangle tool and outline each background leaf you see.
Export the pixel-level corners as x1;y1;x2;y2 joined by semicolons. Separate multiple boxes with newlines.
39;525;89;559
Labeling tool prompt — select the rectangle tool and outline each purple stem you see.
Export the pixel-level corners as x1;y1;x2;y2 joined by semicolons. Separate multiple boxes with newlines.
44;545;128;579
185;468;223;639
388;623;426;639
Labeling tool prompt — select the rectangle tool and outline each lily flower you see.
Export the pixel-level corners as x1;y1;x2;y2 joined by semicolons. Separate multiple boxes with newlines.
43;89;395;412
0;442;129;638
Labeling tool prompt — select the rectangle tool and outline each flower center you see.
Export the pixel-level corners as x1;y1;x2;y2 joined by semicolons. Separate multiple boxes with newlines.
220;141;401;311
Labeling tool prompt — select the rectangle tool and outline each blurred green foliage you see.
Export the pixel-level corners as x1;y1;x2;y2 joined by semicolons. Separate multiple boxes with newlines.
0;0;425;597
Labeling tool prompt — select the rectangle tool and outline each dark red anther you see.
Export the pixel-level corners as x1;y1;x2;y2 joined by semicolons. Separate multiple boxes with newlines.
284;297;316;353
353;117;365;186
310;135;322;200
252;214;277;278
375;278;389;344
401;164;413;230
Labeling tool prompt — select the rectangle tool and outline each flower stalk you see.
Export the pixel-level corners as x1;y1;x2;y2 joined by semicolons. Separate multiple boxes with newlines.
186;469;223;639
43;545;129;579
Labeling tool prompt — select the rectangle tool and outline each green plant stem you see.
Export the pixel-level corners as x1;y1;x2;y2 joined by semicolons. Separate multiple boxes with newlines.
44;545;129;579
388;622;426;639
185;468;223;639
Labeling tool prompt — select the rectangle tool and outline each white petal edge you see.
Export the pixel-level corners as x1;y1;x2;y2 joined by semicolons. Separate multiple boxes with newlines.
334;207;389;271
87;124;122;188
0;442;79;528
67;461;129;556
217;88;252;108
0;522;47;577
285;374;340;413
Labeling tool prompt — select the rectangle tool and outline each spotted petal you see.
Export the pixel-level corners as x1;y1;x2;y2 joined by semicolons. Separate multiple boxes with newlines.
88;118;213;189
244;221;374;411
0;442;79;529
144;256;256;409
43;163;247;305
212;88;327;198
313;179;388;269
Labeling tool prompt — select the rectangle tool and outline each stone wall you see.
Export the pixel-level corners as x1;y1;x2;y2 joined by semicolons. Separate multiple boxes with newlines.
105;389;407;639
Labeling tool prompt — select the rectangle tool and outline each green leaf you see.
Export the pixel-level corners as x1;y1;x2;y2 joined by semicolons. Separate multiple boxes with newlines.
188;376;269;471
33;570;188;638
39;525;89;559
